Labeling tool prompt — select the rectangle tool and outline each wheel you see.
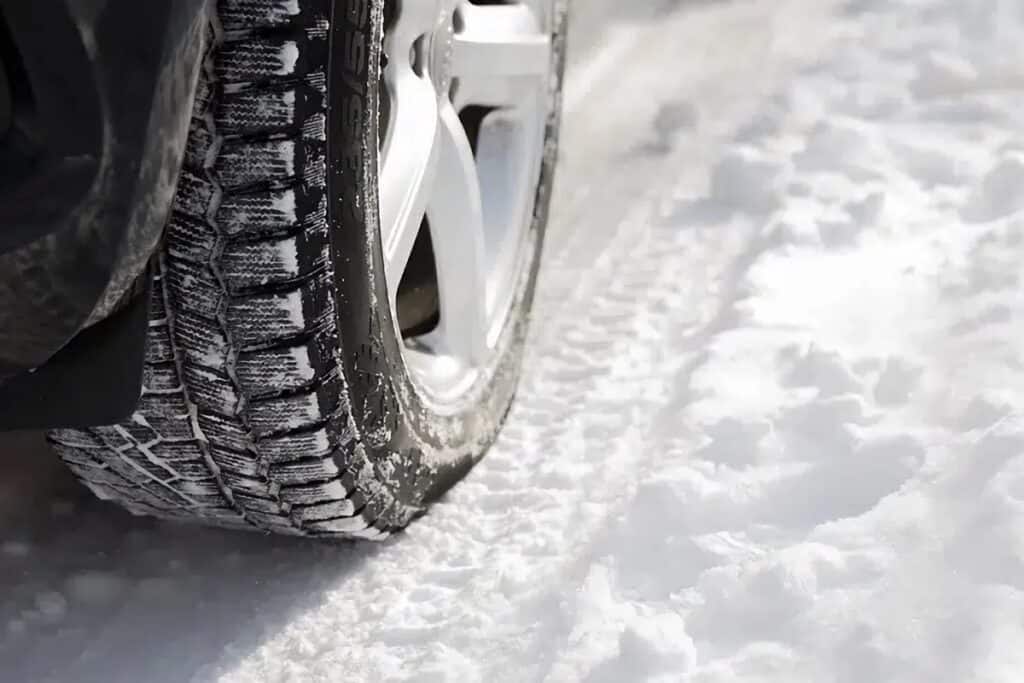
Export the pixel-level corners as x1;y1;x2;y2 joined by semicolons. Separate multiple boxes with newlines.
47;0;567;539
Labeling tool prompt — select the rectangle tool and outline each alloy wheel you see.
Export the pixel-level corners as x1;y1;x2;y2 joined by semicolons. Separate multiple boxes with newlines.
380;0;554;410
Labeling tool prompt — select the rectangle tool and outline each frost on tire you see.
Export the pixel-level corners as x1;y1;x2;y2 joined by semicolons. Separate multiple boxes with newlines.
49;0;396;540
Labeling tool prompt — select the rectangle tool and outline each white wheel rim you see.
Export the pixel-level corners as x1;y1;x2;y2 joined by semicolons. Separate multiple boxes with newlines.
379;0;554;410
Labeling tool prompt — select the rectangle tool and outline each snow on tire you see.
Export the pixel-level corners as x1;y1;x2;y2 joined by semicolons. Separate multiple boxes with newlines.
48;0;569;539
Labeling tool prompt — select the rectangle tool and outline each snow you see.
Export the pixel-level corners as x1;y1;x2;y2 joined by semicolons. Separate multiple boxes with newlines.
279;0;301;19
4;0;1024;681
276;42;300;77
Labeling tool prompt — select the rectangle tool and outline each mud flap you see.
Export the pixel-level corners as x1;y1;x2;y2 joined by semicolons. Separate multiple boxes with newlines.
0;275;151;431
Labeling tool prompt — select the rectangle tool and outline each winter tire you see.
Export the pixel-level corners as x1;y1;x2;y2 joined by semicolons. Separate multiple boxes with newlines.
47;0;567;539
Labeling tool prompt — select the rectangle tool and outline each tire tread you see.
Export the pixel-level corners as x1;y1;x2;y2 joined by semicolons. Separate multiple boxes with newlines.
48;0;398;539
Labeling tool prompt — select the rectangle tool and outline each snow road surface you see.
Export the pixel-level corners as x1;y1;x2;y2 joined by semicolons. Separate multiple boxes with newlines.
4;0;1024;681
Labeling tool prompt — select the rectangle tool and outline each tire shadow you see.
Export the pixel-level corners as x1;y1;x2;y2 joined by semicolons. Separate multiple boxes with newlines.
0;431;379;683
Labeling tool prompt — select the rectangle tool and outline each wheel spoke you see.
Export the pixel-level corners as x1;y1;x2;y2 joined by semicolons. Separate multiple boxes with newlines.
451;3;552;108
426;103;489;364
389;0;445;45
380;75;441;286
378;0;555;397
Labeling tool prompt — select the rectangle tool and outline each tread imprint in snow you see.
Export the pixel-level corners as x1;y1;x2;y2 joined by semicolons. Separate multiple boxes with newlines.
48;0;396;539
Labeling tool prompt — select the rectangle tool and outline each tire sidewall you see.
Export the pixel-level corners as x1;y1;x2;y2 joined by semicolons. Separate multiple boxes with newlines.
328;0;568;505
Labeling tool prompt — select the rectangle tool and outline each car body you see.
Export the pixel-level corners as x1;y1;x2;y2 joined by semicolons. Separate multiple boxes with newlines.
0;0;207;429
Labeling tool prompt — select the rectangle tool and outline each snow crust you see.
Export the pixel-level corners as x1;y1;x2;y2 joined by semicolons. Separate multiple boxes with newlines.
277;42;299;77
3;0;1024;681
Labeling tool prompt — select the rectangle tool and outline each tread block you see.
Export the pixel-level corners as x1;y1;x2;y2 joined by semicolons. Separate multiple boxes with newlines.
166;212;218;263
302;148;326;191
164;461;215;481
187;493;240;509
105;481;183;511
303;515;370;534
227;274;333;347
217;37;304;84
89;425;132;451
173;169;215;219
218;138;296;189
258;425;336;461
269;456;341;486
221;470;277;496
218;187;299;236
116;421;161;446
133;403;196;442
183;363;241;415
248;392;323;437
234;492;286;515
166;255;224;320
301;112;325;143
174;478;235;499
236;341;321;395
123;456;179;484
185;125;216;169
220;0;303;32
279;479;348;506
197;412;252;452
142;361;181;394
218;87;297;134
209;445;262;477
151;441;205;463
222;224;329;291
103;456;166;488
175;310;230;366
291;498;356;523
243;511;304;534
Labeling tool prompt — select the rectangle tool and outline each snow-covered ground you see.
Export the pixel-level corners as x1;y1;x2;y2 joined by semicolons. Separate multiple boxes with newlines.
4;0;1024;680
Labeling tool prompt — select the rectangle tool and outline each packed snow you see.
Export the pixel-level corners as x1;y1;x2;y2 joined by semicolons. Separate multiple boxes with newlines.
3;0;1024;680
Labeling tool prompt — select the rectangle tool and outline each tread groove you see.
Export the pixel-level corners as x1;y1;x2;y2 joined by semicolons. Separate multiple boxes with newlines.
40;0;536;540
201;7;303;530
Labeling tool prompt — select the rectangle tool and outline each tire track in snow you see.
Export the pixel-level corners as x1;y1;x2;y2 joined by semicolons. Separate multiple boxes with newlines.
220;1;845;680
5;1;1023;682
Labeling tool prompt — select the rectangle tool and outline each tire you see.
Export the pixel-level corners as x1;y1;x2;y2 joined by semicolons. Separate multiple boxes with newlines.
47;0;567;539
